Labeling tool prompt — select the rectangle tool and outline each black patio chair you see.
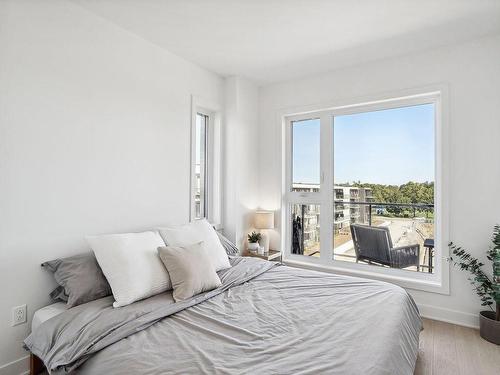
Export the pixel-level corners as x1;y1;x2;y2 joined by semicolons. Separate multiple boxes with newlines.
350;224;420;271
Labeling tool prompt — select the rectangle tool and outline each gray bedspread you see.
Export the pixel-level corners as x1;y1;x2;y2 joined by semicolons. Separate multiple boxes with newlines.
25;257;422;375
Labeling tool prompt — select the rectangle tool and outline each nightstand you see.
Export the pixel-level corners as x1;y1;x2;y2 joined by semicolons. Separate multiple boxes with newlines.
246;249;282;264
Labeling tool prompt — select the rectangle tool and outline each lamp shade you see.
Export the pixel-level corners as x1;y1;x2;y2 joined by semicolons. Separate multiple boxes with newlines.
255;211;274;229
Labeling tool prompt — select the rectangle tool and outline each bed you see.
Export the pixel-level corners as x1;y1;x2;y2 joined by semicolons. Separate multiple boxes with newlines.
26;257;421;374
31;302;67;332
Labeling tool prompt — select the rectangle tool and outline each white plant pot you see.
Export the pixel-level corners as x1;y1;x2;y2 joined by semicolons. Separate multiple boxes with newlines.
248;242;259;252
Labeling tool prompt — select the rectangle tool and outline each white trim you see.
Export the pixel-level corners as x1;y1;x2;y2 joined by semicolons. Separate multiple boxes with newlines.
285;258;447;294
275;84;448;118
418;303;479;329
0;355;29;375
280;84;450;294
320;112;334;264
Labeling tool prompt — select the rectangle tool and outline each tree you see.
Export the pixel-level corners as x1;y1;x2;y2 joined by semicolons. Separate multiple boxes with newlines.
352;181;434;217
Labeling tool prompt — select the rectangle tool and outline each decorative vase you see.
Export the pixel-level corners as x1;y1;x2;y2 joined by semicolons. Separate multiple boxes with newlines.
248;242;259;253
479;311;500;345
258;245;265;255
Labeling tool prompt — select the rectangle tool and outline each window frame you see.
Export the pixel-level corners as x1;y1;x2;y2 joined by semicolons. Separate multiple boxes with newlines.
195;112;209;219
281;87;450;294
190;96;222;227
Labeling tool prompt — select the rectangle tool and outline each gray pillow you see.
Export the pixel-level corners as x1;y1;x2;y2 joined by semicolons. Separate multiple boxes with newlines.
215;231;240;256
42;253;111;308
49;285;68;302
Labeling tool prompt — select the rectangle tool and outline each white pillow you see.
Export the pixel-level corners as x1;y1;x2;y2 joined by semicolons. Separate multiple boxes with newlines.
86;231;171;308
157;219;230;271
158;242;222;302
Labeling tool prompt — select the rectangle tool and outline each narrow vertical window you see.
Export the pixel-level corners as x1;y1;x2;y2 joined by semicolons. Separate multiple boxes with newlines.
194;113;208;219
191;98;221;226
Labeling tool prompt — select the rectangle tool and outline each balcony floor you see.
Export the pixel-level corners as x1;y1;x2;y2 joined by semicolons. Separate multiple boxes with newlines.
334;216;434;273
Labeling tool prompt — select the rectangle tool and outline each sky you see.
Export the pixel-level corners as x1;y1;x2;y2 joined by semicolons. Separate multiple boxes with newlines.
292;103;435;185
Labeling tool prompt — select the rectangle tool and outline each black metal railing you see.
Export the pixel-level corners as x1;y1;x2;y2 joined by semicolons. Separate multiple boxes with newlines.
333;200;435;272
334;200;434;226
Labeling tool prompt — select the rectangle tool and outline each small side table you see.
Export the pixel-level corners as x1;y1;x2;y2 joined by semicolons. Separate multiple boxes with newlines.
246;250;282;264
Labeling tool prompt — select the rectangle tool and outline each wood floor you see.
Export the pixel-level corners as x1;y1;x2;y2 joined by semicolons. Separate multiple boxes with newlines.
415;318;500;375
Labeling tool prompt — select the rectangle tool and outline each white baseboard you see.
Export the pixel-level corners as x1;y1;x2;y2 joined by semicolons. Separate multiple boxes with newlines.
0;355;29;375
417;303;479;329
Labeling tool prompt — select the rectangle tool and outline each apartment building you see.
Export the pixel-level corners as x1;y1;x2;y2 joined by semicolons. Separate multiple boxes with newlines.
292;183;374;236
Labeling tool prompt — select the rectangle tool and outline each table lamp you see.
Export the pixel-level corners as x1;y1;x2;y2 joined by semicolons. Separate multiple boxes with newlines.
255;210;274;254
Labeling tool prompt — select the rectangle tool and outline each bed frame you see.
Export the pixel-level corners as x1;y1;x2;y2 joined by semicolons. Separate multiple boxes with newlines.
30;354;45;375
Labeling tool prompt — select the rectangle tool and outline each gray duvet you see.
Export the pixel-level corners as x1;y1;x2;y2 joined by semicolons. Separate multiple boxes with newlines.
25;257;422;375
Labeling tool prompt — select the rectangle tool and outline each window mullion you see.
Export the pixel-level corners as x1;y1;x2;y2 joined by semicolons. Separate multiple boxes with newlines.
319;114;333;265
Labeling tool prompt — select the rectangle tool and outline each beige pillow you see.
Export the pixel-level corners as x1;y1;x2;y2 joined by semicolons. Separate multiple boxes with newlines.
157;219;231;272
158;242;222;302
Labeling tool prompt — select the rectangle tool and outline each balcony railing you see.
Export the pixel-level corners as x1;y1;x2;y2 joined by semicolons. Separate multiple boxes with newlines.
335;200;434;226
333;200;435;273
292;200;435;271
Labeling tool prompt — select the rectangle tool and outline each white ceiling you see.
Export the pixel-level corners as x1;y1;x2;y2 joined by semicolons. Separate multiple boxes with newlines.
73;0;500;85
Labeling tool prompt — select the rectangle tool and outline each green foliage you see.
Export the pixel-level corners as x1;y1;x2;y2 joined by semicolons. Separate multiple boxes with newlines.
448;225;500;320
352;181;434;217
247;231;262;243
490;225;500;318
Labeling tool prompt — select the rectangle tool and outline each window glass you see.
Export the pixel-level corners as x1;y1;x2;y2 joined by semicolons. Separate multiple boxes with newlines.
292;118;320;192
291;204;320;257
332;104;435;274
194;113;208;219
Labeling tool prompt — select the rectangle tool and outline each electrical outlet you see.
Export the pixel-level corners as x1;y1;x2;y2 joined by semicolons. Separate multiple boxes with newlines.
12;304;27;326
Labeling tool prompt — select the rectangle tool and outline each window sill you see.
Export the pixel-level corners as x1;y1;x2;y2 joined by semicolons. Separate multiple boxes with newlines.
283;258;449;295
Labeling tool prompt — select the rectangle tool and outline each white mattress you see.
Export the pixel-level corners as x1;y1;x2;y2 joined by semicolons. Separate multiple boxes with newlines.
32;302;67;331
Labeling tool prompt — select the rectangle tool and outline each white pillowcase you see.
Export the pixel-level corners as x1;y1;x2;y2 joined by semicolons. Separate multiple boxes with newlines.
158;242;222;302
157;219;231;272
86;231;171;308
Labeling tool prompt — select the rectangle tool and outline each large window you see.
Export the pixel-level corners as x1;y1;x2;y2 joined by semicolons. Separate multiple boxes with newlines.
284;92;447;291
190;97;222;226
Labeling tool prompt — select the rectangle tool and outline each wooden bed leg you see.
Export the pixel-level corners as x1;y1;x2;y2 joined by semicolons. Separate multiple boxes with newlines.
30;353;45;375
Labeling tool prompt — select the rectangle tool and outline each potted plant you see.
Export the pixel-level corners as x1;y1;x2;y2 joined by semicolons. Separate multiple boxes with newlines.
448;225;500;344
247;231;262;253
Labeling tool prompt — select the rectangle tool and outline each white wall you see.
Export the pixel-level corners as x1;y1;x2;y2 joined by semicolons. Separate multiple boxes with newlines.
0;0;224;371
224;77;260;250
258;34;500;327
